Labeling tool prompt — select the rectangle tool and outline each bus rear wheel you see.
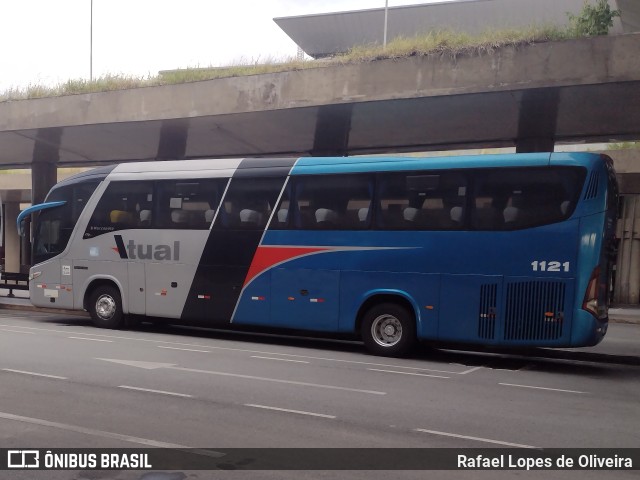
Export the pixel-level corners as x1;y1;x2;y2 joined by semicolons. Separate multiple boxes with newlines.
361;302;417;357
88;285;124;329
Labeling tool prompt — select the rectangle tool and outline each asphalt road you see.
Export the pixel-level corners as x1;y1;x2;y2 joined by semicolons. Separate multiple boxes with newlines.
0;310;638;480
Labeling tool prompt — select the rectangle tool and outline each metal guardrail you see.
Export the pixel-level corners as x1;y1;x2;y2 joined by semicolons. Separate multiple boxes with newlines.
0;272;29;297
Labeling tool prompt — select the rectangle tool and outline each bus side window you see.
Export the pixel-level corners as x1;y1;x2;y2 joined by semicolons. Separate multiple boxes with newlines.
139;210;152;226
473;167;585;230
110;210;135;226
86;181;153;235
269;182;292;230
287;174;372;231
377;172;466;230
156;178;225;230
215;177;285;231
472;196;503;230
204;209;216;225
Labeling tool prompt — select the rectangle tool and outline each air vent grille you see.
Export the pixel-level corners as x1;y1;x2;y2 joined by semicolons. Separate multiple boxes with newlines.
504;281;565;341
584;171;599;200
478;283;498;340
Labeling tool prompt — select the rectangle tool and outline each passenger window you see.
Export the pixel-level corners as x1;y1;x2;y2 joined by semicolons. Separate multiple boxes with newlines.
284;175;373;230
156;179;225;230
85;181;153;236
472;167;585;230
215;177;285;230
377;172;467;230
269;184;291;230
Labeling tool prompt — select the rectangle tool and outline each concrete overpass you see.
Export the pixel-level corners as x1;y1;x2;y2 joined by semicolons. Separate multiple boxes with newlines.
1;33;639;171
0;33;639;275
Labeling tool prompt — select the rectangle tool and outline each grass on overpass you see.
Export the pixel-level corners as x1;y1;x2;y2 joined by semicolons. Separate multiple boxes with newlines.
0;24;600;102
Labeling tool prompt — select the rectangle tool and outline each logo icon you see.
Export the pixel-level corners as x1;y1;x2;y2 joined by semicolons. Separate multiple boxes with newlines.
7;450;39;468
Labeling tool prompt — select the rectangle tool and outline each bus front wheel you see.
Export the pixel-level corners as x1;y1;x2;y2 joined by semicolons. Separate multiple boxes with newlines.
361;303;417;357
88;285;124;329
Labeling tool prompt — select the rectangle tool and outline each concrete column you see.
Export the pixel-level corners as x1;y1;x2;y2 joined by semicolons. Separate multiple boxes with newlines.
27;128;61;268
32;128;61;205
3;202;21;273
31;161;57;206
515;137;556;153
157;118;189;160
515;88;559;153
310;104;353;156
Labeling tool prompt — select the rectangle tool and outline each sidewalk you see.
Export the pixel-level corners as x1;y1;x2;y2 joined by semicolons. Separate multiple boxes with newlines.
608;306;640;324
0;289;88;316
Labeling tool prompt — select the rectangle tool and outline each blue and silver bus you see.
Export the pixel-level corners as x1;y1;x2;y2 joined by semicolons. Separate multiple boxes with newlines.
20;152;618;357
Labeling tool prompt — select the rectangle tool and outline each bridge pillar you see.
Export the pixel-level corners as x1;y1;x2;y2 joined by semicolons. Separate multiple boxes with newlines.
515;89;559;153
311;104;353;156
157;119;189;160
515;137;556;153
26;128;61;268
3;201;21;273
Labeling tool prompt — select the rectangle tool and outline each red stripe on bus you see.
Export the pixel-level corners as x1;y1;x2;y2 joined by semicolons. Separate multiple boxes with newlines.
243;246;330;287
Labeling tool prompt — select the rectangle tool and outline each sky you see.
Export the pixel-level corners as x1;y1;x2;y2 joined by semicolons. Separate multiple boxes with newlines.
0;0;448;91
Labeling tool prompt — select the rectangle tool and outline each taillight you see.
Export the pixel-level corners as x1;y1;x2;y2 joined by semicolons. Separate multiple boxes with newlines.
582;266;602;319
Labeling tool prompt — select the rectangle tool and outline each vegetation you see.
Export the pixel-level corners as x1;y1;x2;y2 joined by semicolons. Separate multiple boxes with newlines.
567;0;621;37
0;8;621;103
339;25;568;62
607;141;640;150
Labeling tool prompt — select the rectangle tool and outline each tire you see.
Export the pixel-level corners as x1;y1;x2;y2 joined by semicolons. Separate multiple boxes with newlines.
88;285;124;329
361;302;417;357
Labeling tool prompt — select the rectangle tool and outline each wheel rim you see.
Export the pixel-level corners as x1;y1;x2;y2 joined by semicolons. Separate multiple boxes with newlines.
95;294;116;320
371;314;403;347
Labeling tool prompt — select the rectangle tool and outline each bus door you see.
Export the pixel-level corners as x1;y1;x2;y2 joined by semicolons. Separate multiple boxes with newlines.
438;274;503;343
270;268;340;331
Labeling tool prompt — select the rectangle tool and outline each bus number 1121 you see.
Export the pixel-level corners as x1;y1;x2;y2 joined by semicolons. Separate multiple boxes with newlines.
531;261;570;272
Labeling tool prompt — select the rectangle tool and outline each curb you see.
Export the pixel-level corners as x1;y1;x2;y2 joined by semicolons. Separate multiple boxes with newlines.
0;302;89;317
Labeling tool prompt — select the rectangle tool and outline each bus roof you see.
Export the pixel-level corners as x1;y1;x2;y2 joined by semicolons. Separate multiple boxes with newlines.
61;152;605;184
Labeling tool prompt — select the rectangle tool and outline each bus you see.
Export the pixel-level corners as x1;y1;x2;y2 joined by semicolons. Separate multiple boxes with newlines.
19;152;618;357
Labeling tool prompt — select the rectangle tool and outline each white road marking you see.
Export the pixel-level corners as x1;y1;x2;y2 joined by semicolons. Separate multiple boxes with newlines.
158;345;211;353
367;368;450;379
172;366;387;395
458;366;483;375
499;383;586;394
251;356;309;364
2;368;67;380
415;429;538;449
0;328;35;334
118;385;192;398
96;358;386;395
96;359;175;369
0;410;190;448
244;404;336;419
68;336;113;342
0;324;470;374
